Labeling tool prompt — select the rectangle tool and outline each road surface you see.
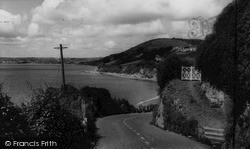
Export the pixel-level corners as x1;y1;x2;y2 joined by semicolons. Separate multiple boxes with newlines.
95;113;210;149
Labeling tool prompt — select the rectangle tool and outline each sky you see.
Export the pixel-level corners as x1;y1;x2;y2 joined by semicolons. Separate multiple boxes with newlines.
0;0;232;58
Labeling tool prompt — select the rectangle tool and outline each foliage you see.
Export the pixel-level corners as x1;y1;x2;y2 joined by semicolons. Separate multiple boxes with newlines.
0;84;31;140
80;86;136;117
156;54;193;92
23;86;89;148
196;0;250;147
235;113;250;148
197;0;250;118
1;83;136;148
161;95;199;138
92;38;200;65
98;61;157;78
92;38;202;79
98;64;122;73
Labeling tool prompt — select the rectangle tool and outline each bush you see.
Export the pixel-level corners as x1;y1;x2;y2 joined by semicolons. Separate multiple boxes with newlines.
235;107;250;148
0;84;31;140
80;86;136;117
196;0;250;147
98;64;122;73
1;83;136;148
159;93;203;142
23;86;89;148
157;54;192;92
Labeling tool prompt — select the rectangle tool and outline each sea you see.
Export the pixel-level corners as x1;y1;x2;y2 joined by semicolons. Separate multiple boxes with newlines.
0;64;158;106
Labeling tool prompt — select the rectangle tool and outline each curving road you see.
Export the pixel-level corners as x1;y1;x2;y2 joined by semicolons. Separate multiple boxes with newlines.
95;113;210;149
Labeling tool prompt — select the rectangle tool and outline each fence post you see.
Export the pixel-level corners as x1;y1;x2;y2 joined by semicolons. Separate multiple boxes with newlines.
200;70;202;82
181;66;183;80
190;66;193;81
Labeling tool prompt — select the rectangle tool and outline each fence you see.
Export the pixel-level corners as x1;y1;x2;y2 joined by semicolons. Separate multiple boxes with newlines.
181;66;201;81
198;124;225;144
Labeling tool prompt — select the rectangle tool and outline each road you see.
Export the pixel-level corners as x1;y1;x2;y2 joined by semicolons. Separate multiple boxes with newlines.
95;113;210;149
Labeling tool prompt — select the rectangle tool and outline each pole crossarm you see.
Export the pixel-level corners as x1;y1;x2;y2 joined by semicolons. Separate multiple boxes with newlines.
54;44;68;50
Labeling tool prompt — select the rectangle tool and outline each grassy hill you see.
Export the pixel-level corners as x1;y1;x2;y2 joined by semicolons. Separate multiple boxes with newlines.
86;38;202;79
89;38;202;65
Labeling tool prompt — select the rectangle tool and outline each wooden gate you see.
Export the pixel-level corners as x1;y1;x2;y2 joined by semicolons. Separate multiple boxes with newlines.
181;66;201;81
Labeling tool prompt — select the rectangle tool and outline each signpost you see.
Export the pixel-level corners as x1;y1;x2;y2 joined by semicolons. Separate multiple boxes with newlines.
54;44;68;89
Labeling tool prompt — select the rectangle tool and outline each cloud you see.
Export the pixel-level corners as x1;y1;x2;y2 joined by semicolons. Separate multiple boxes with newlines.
31;0;231;26
28;23;40;37
31;0;65;24
0;9;22;37
0;36;29;45
107;20;165;37
0;0;231;57
156;34;170;39
29;0;231;37
104;40;116;49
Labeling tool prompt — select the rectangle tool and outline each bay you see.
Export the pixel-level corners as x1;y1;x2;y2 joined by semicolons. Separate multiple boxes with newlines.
0;64;158;106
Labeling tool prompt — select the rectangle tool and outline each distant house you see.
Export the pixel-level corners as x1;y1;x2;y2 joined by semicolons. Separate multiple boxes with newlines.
171;46;197;53
182;46;197;52
171;47;182;53
155;55;163;62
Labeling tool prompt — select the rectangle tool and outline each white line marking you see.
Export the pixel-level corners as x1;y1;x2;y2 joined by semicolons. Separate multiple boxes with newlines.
136;133;140;136
133;130;136;132
140;137;144;140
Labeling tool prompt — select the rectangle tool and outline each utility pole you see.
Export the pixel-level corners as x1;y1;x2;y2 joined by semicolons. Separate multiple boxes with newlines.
54;44;68;89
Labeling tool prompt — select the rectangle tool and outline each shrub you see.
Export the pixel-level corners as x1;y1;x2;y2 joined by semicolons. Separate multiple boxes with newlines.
196;0;250;147
23;86;89;148
98;64;122;73
157;54;192;92
80;86;136;117
160;93;201;141
0;84;31;140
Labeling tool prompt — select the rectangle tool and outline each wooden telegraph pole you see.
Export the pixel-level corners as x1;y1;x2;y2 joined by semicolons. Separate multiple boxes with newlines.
54;44;68;89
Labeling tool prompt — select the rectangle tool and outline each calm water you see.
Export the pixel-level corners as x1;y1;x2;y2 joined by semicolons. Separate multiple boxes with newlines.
0;64;158;106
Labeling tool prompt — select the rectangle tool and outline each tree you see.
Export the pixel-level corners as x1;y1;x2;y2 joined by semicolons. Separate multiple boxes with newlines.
0;84;31;139
196;0;250;147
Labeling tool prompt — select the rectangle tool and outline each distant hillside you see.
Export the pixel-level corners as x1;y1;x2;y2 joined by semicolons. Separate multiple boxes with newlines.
88;38;202;66
0;57;101;64
87;38;202;80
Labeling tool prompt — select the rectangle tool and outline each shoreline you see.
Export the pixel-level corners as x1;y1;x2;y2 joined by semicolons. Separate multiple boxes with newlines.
83;69;157;82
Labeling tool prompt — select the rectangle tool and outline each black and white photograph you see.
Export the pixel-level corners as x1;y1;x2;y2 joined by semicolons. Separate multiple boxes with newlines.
0;0;249;148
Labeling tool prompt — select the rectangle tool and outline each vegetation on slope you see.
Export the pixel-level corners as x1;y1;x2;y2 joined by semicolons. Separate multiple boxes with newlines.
87;38;202;79
152;37;227;147
0;84;137;148
79;86;136;117
156;52;196;92
152;79;226;147
0;84;32;140
196;0;250;148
